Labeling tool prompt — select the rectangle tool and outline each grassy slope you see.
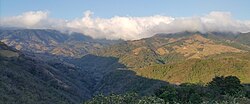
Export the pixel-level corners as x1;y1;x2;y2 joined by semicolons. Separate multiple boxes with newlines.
97;33;250;84
136;52;250;83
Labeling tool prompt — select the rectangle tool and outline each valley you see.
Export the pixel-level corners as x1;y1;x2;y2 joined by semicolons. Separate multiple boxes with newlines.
0;29;250;103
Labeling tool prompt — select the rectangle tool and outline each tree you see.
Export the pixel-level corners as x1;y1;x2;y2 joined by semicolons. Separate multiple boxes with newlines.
207;76;225;95
155;84;203;104
179;83;203;104
208;76;244;97
155;85;179;103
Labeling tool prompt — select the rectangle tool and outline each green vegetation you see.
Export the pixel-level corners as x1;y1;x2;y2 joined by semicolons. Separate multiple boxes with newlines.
136;52;250;83
0;42;93;104
156;76;249;104
96;32;250;84
84;93;164;104
85;76;250;104
1;30;250;104
0;57;75;104
0;43;168;104
208;76;245;96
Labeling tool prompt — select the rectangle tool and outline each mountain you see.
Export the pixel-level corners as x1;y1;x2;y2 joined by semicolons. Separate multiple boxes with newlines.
0;41;95;103
96;32;250;83
0;29;122;57
235;32;250;46
64;55;168;96
0;41;168;104
1;29;250;103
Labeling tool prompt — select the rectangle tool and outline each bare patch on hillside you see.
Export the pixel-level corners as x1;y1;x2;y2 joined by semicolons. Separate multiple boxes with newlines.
156;47;169;55
173;35;244;59
132;47;147;55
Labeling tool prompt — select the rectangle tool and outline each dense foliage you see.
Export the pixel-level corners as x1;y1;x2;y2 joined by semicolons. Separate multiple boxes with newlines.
85;76;250;104
84;93;164;104
208;76;245;96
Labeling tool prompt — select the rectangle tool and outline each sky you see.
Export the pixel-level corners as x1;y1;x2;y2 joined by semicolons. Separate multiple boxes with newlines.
1;0;250;20
0;0;250;40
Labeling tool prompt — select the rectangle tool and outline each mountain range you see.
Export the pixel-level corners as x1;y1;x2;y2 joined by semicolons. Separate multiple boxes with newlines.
97;32;250;83
0;29;250;103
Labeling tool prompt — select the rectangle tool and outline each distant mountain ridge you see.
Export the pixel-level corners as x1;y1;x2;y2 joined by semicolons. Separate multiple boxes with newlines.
0;29;122;57
97;32;249;67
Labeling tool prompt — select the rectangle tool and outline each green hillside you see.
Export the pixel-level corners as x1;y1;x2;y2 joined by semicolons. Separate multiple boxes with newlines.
0;42;93;103
0;41;168;104
136;52;250;83
96;32;250;84
1;30;250;103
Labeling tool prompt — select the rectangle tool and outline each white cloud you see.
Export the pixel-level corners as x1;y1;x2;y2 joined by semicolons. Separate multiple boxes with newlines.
1;11;250;40
1;11;49;28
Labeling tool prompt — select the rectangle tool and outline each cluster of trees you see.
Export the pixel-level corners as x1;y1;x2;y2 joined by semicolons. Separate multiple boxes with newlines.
84;93;164;104
84;76;250;104
155;76;248;104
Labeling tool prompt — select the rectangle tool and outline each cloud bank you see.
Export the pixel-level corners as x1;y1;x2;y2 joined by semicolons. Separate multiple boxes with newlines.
1;11;250;40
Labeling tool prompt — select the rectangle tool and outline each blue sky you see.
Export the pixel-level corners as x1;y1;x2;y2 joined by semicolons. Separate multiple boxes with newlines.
1;0;250;20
